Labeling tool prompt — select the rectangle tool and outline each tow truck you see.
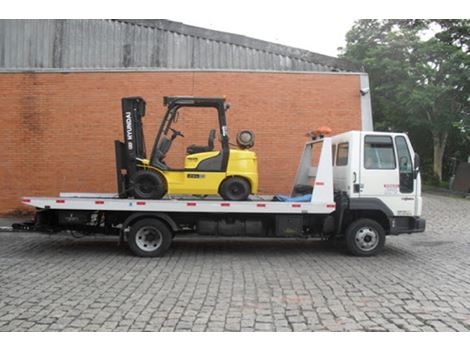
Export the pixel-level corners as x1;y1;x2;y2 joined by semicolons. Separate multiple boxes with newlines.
14;97;425;257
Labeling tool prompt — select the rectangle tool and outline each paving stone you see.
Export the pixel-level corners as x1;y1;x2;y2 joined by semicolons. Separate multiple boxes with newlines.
254;322;274;331
0;194;469;332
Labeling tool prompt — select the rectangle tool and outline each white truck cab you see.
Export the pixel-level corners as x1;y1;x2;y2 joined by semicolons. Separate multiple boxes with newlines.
332;131;422;216
330;131;425;247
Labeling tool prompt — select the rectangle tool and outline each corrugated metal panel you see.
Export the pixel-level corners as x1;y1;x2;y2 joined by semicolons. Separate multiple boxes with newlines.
0;19;360;72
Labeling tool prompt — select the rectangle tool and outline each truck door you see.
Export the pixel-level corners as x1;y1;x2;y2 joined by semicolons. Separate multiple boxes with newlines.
394;135;419;216
359;133;416;216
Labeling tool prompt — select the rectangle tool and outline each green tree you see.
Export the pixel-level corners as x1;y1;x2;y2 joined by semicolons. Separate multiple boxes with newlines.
340;19;470;181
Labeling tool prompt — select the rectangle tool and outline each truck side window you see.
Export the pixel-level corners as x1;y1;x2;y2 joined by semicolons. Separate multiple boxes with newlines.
364;136;396;169
336;143;349;166
395;136;414;193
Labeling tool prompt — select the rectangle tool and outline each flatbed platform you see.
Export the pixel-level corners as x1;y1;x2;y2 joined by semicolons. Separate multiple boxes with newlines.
22;193;336;215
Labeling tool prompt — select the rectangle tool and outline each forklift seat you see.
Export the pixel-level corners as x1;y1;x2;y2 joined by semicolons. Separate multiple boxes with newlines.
187;129;216;155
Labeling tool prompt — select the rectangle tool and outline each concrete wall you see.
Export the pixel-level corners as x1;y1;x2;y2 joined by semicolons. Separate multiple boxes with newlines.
0;71;362;214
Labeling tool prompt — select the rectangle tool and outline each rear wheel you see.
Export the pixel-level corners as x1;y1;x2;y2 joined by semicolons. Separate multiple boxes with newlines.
219;177;251;201
127;218;172;257
345;218;385;256
131;170;167;199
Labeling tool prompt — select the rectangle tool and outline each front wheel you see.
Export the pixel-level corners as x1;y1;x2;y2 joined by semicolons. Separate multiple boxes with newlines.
345;218;386;256
131;170;167;199
127;218;173;257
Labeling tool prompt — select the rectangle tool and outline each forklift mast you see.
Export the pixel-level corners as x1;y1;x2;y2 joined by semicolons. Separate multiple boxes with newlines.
122;97;147;160
115;97;147;197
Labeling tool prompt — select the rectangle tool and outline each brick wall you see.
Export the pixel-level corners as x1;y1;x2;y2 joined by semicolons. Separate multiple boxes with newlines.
0;71;361;214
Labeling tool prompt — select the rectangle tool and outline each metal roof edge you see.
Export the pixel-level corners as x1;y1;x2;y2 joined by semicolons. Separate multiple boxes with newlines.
112;19;362;72
0;68;367;75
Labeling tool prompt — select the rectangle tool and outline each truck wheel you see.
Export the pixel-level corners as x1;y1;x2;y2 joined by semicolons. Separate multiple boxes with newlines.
219;177;251;201
128;218;172;257
345;218;385;256
132;170;166;199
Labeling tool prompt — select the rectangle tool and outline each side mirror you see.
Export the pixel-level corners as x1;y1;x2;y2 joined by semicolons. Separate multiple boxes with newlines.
413;153;420;179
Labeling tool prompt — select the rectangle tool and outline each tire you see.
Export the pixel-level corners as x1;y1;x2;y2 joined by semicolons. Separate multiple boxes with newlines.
219;177;251;201
127;218;173;257
345;218;386;256
131;170;167;199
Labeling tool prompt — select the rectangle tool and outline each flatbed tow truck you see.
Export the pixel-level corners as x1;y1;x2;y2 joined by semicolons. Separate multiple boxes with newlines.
13;97;425;257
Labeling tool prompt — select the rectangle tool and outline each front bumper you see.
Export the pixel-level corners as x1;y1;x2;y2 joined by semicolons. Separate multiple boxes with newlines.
389;216;426;235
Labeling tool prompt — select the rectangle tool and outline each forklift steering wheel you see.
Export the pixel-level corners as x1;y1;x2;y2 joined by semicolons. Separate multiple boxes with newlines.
170;128;185;138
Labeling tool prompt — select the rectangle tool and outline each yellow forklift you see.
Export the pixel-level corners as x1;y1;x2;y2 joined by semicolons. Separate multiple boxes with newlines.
115;96;258;201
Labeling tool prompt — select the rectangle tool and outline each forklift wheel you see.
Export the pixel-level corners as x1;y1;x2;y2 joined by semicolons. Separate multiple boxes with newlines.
131;170;167;199
219;177;251;201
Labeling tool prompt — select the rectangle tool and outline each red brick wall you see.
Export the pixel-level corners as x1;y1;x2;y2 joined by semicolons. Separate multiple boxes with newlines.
0;71;361;214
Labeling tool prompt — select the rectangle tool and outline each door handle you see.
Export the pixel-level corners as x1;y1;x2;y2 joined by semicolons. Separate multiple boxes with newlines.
353;172;360;193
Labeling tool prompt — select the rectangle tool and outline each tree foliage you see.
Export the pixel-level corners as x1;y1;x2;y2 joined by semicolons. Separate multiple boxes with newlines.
340;19;470;182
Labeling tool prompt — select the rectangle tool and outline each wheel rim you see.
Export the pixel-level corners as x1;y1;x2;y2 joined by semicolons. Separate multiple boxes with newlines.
137;175;157;194
354;226;379;252
135;226;163;252
229;183;244;196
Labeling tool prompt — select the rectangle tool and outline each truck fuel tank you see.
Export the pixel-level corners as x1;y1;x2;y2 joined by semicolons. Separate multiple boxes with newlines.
197;217;266;237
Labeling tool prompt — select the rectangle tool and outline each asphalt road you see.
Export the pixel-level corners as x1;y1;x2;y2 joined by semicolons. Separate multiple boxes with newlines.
0;193;469;331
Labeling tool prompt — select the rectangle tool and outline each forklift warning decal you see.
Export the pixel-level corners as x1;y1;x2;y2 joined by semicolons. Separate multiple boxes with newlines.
384;184;399;195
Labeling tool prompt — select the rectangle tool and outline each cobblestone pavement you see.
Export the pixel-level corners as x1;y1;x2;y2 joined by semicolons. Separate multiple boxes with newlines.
0;194;469;332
